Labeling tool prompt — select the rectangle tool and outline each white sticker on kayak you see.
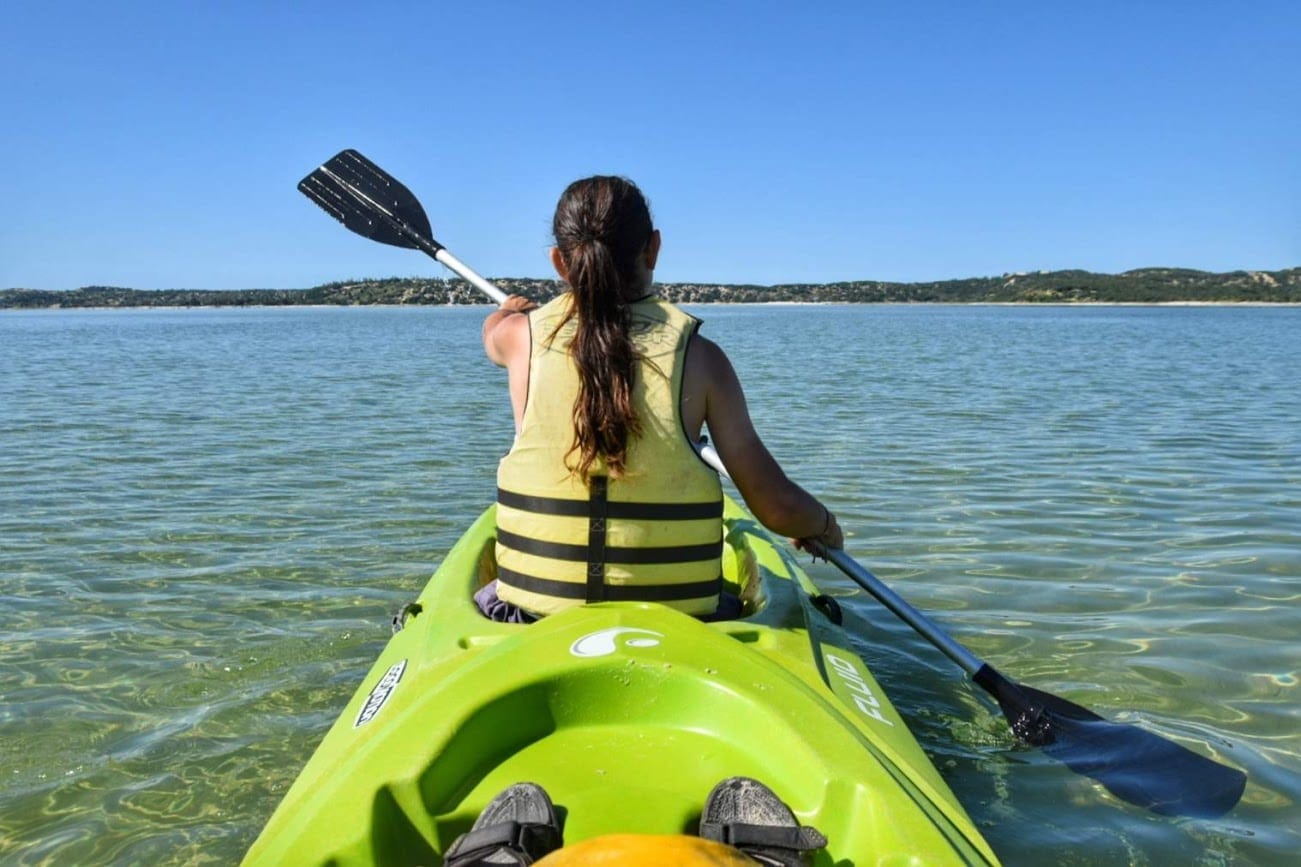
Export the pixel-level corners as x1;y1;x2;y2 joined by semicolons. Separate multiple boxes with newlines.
570;628;663;658
824;651;894;727
354;660;407;728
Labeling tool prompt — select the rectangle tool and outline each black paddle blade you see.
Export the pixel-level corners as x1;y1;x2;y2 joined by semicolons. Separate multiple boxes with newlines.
298;149;437;252
974;665;1246;818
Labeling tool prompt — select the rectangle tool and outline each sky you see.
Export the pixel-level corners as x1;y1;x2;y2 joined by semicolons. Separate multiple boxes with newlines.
2;1;1297;291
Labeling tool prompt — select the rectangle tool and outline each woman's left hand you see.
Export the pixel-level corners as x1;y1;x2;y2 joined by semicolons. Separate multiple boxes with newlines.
792;508;843;556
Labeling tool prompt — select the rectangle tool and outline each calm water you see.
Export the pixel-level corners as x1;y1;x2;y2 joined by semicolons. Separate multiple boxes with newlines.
1;305;1297;865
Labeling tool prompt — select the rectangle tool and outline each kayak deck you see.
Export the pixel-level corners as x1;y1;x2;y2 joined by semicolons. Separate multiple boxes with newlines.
242;498;1000;866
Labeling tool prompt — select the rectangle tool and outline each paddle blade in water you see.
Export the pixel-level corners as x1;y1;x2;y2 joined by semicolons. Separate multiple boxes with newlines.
974;665;1245;817
298;149;436;251
1022;684;1247;819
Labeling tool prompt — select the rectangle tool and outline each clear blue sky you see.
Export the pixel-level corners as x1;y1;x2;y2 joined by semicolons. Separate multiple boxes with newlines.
3;1;1297;291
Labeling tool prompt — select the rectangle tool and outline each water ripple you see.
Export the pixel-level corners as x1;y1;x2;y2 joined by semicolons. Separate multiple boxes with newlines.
1;305;1297;865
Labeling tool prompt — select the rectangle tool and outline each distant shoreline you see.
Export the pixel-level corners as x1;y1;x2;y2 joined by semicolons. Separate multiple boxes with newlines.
5;301;1299;313
2;266;1297;308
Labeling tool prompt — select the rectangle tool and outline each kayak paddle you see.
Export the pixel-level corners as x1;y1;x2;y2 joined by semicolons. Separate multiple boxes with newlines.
824;548;1247;818
297;149;1247;819
298;149;507;303
695;444;1245;819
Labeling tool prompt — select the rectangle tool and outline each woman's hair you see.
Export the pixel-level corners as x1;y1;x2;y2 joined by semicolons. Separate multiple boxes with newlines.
550;176;654;481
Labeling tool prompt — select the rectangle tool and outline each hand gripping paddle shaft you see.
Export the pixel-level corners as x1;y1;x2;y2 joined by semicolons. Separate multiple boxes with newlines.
298;149;506;303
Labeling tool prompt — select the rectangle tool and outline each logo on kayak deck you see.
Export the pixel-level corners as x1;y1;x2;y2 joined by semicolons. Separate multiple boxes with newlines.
824;651;894;727
570;628;663;658
354;660;407;728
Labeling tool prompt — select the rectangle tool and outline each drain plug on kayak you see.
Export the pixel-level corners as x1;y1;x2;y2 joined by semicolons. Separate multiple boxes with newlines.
811;594;843;625
392;602;423;632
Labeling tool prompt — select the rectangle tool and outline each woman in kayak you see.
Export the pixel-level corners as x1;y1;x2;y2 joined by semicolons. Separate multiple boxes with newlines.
478;175;842;623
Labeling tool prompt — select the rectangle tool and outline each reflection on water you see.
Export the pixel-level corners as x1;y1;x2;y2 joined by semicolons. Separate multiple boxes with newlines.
1;305;1297;865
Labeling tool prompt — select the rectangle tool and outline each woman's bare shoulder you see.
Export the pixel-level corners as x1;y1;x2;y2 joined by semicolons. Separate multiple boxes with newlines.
483;305;532;367
686;333;736;377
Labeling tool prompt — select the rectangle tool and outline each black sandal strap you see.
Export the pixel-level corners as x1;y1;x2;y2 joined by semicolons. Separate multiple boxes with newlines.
445;820;563;865
698;821;827;851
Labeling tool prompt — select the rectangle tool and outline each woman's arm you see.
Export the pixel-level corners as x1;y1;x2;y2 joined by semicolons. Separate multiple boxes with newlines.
483;295;537;430
482;295;536;366
692;336;843;550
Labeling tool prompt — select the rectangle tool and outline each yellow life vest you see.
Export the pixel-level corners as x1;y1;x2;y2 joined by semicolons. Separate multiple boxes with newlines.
496;294;723;616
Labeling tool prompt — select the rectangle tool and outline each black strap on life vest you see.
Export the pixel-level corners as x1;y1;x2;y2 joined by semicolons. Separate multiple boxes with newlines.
586;475;608;602
496;481;724;605
495;529;723;566
497;488;723;521
496;566;722;602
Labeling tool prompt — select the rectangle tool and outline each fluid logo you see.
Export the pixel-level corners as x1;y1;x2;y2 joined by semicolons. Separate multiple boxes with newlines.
569;628;663;658
354;660;407;728
824;651;894;727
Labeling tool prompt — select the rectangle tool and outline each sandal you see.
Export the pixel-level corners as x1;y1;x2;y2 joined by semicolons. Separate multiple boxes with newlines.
444;782;563;866
699;777;827;867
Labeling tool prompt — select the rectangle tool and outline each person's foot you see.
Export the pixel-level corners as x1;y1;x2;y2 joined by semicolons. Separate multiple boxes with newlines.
699;777;827;867
444;783;563;866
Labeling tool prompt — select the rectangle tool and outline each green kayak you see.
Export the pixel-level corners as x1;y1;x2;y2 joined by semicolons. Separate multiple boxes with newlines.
242;497;1001;865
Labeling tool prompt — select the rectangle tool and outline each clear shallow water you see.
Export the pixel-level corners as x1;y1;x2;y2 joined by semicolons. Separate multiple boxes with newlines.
1;305;1297;865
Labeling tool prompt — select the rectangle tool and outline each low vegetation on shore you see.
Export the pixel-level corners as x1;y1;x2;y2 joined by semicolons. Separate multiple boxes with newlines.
2;267;1298;308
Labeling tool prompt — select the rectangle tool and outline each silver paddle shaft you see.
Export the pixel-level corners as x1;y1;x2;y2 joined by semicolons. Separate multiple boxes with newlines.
434;248;507;304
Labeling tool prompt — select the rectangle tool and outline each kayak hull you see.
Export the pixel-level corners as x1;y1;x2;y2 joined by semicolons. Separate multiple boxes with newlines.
243;499;1000;865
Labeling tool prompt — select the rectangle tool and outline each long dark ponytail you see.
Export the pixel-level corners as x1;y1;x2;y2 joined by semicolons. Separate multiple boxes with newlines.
550;176;654;480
